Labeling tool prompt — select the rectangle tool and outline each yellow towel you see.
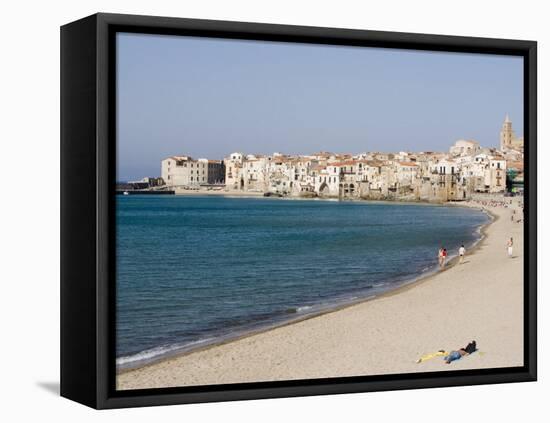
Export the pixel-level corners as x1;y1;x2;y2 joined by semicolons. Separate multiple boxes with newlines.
416;351;448;363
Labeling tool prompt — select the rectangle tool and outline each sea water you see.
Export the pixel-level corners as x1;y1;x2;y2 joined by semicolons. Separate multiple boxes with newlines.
116;196;489;369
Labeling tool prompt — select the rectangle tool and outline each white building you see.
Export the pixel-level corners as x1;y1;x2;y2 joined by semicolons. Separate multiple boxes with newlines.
242;156;270;191
455;153;506;193
431;158;458;175
314;165;340;196
395;161;420;186
225;152;244;190
449;139;481;157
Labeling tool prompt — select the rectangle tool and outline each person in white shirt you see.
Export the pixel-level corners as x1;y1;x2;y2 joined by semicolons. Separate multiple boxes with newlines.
458;244;466;264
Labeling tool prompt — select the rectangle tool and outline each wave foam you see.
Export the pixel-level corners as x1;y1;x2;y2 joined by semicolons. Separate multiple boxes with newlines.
117;337;215;367
296;305;313;313
285;305;313;314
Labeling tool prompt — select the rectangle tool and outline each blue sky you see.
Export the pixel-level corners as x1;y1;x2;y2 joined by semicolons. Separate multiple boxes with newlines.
117;33;523;181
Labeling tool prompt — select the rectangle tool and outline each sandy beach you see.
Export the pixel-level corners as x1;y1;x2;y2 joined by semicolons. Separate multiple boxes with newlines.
117;199;524;390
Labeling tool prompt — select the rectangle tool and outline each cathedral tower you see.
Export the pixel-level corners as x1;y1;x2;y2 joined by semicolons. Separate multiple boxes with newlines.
500;114;515;150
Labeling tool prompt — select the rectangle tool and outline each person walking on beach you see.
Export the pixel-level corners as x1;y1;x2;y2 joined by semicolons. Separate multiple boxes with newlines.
458;244;466;264
442;248;447;268
438;247;444;269
507;237;514;258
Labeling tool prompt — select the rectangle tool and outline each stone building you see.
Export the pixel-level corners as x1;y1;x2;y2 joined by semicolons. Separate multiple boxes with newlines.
206;160;225;184
161;156;200;186
314;166;339;197
224;152;244;190
487;156;507;193
161;156;224;187
500;115;524;151
457;153;506;194
395;161;420;187
449;139;481;157
419;158;468;201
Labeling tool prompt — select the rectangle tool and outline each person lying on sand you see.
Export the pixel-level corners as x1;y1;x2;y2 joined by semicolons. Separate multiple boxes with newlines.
444;340;477;364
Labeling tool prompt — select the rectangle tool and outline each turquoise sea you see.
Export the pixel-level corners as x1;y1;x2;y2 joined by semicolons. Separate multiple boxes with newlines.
116;196;489;369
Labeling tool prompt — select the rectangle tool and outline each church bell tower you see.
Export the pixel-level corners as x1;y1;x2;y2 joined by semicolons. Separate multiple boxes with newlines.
500;114;514;150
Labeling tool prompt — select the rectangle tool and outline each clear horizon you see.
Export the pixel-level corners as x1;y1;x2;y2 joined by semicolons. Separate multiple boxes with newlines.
117;33;523;181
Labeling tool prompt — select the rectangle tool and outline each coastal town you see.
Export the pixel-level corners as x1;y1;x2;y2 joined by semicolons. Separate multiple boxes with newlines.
121;116;524;203
117;115;527;389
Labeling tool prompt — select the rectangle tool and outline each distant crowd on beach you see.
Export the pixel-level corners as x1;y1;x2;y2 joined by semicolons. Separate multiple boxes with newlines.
437;196;522;269
469;197;524;223
470;197;523;210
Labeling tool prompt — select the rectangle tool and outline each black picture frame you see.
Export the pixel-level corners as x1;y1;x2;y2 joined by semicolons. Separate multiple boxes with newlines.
60;12;537;409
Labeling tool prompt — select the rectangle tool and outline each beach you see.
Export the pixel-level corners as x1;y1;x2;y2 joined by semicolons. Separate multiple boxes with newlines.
117;199;524;390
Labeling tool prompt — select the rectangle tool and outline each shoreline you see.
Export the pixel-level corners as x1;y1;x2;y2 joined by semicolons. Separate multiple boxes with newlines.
116;204;493;373
141;188;479;208
117;200;524;389
171;185;461;204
